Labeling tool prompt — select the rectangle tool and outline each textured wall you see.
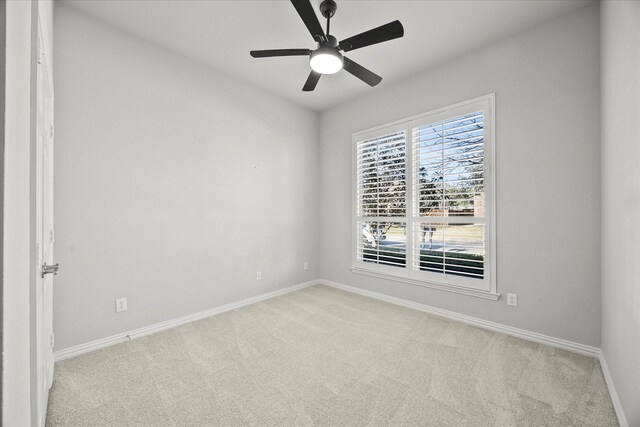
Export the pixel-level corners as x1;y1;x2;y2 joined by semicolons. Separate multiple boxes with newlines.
53;5;320;350
319;5;601;346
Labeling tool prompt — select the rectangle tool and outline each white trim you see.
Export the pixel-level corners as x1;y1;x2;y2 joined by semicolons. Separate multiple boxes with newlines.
53;280;317;362
353;93;498;138
351;267;500;301
599;352;629;427
352;94;497;296
319;279;600;358
37;1;54;97
54;276;624;424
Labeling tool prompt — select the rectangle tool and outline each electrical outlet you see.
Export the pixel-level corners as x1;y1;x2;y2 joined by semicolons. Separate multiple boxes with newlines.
256;271;262;280
303;262;309;271
506;293;518;307
116;297;128;312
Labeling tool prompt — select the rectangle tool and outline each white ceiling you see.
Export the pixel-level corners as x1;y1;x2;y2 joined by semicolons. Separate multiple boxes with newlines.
63;0;592;112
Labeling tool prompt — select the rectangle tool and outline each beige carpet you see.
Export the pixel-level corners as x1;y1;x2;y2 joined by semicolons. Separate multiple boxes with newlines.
46;284;618;426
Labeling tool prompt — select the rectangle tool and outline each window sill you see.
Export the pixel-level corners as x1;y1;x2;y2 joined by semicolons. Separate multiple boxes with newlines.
350;267;501;301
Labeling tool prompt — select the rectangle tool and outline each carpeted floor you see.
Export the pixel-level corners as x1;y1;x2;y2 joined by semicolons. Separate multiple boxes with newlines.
46;284;618;426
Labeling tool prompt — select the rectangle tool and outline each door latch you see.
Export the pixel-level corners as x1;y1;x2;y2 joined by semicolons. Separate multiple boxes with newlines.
42;263;59;278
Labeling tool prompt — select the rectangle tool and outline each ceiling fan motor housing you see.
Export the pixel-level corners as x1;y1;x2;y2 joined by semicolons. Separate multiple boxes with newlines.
321;35;339;48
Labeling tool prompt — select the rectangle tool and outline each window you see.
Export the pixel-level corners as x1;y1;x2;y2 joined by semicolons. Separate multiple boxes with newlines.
353;94;496;298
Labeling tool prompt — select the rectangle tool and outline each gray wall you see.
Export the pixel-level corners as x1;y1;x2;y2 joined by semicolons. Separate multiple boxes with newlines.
53;5;320;350
319;4;601;346
601;1;640;425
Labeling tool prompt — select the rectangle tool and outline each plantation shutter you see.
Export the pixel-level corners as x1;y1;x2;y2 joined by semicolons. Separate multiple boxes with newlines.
356;131;406;217
352;94;494;295
356;131;407;269
412;111;486;281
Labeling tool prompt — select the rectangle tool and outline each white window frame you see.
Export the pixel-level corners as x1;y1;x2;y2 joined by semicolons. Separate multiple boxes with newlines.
351;94;498;300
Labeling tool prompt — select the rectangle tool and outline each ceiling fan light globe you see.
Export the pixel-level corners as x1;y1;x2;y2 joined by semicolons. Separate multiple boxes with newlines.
309;48;343;74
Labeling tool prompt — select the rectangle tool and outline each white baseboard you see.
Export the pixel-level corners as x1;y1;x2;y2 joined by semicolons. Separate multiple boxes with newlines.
57;278;602;362
55;277;627;424
53;280;318;362
318;279;601;358
332;275;626;423
599;352;629;427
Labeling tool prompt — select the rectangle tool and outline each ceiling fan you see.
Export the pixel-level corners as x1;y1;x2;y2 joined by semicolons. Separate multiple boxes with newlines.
250;0;404;92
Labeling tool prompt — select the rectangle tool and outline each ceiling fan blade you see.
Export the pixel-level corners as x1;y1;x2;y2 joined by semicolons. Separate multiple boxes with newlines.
339;20;404;52
250;49;311;58
343;57;382;87
290;0;326;43
302;71;321;92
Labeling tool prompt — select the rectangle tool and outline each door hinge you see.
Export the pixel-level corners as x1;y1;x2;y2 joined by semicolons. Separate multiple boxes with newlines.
50;228;54;244
49;124;54;139
49;333;54;349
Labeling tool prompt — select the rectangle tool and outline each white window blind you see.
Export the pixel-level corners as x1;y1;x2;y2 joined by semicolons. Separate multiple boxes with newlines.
352;95;495;296
412;111;486;282
356;131;406;218
356;131;407;270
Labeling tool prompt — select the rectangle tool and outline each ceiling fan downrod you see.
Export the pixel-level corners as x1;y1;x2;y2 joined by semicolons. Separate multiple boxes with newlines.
320;0;337;37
